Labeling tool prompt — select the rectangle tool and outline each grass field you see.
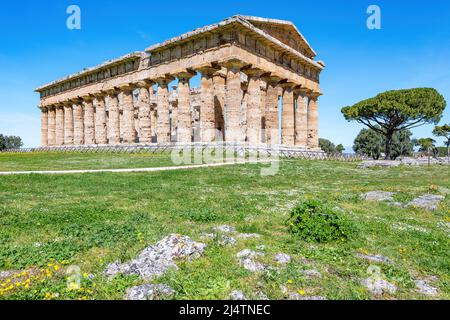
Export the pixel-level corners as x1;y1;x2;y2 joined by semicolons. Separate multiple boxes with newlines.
0;152;449;300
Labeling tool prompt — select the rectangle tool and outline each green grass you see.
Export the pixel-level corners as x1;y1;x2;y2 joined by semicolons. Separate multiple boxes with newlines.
0;152;449;300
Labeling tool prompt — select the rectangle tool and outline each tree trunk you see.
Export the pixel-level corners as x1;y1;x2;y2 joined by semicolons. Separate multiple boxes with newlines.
447;144;449;163
384;131;393;160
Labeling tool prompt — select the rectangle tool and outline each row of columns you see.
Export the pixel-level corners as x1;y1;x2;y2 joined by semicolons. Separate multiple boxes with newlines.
40;62;320;149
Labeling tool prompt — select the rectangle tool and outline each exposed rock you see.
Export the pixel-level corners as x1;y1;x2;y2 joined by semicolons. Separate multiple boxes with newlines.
362;278;397;296
199;233;215;240
299;296;327;300
392;222;429;234
303;269;322;278
237;233;261;239
358;161;401;169
218;235;237;246
256;245;266;251
230;290;246;300
408;194;445;211
359;158;450;169
356;253;393;264
236;249;265;272
274;253;291;265
125;284;174;300
361;191;395;202
254;291;269;300
105;234;206;280
213;225;236;233
415;277;439;296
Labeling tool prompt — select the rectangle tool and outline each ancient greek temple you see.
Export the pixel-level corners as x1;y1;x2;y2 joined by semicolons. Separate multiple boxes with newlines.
36;15;324;149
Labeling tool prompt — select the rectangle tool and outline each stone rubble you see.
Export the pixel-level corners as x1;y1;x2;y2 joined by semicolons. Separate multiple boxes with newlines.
362;278;397;296
356;253;393;264
236;249;266;272
237;233;261;239
407;194;445;211
213;225;236;233
125;283;175;300
414;277;439;296
359;158;449;169
303;269;322;278
230;290;247;300
105;234;206;280
361;191;395;202
274;253;291;265
218;235;237;246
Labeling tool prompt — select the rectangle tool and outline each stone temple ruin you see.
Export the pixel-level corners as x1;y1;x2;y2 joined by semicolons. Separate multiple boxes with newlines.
35;15;324;149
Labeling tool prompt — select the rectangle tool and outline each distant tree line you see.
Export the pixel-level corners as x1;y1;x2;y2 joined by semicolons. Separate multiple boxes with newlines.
319;139;345;154
0;134;23;151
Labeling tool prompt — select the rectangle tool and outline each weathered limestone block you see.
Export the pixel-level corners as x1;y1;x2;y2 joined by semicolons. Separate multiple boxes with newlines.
197;67;217;143
176;71;195;143
243;68;265;146
47;107;56;146
120;86;136;144
73;102;84;145
224;60;247;143
294;89;308;147
307;94;320;149
64;104;74;145
40;108;48;147
281;83;295;146
263;76;281;145
106;91;120;144
213;70;226;141
136;81;153;144
83;97;95;145
55;106;65;146
156;77;173;143
94;94;108;144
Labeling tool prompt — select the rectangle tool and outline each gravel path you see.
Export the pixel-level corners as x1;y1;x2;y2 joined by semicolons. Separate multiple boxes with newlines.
0;160;275;175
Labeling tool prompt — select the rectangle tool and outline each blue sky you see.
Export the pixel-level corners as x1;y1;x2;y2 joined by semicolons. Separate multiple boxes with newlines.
0;0;449;148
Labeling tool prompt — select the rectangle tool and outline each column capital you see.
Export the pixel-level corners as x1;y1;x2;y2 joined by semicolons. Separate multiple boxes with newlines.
134;79;154;89
294;86;312;96
175;69;196;82
155;75;175;87
104;88;120;96
279;81;297;90
117;83;136;93
194;63;220;76
220;58;249;71
307;91;322;100
262;74;283;85
241;67;265;78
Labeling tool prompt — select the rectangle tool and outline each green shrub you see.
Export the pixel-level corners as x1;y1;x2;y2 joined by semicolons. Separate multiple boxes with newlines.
287;199;356;243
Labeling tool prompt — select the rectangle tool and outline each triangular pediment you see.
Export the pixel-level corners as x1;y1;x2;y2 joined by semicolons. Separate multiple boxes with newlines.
238;15;316;59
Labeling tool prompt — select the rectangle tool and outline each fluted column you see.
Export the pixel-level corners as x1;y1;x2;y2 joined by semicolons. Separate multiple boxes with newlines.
262;76;281;145
119;85;136;144
63;104;74;145
82;97;95;145
106;90;120;144
196;66;217;143
73;100;84;145
47;106;56;146
40;108;48;147
136;81;153;144
213;70;226;141
55;105;65;146
156;77;173;143
243;68;265;146
176;71;195;143
94;93;108;144
223;60;247;142
307;93;320;149
281;82;296;146
294;88;309;147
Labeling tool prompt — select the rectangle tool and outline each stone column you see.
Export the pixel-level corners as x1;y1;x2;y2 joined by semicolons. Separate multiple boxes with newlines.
294;88;309;147
156;77;173;144
176;71;195;143
47;106;56;146
73;100;84;145
213;70;226;141
136;81;153;144
64;104;74;145
119;85;136;144
55;105;65;146
243;68;265;146
106;90;120;144
307;93;320;149
223;60;247;143
262;76;281;145
196;66;218;143
280;82;296;146
40;108;48;147
94;93;108;144
83;96;95;145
